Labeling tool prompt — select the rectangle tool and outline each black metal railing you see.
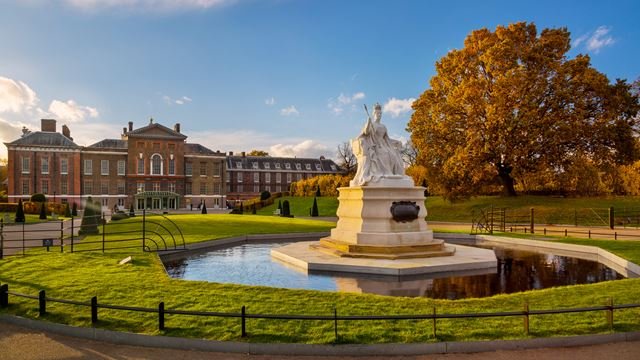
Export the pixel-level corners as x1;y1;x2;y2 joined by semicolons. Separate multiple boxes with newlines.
1;284;637;342
0;210;186;259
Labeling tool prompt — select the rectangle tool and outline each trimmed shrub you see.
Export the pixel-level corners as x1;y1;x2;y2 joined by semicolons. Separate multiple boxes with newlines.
64;203;71;217
311;196;319;217
72;202;78;216
79;197;100;235
30;193;46;203
260;191;271;201
0;203;18;213
315;186;321;197
201;201;207;214
252;203;257;214
129;204;135;217
282;200;291;217
15;199;25;223
111;211;129;221
39;202;47;220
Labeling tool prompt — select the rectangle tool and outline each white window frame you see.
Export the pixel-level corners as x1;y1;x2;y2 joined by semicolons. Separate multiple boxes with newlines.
285;163;291;170
117;160;126;176
296;163;302;170
84;159;93;175
101;159;109;176
275;163;281;169
137;158;144;175
60;158;68;175
276;173;281;183
41;179;48;194
253;173;259;183
21;157;30;174
305;164;311;170
169;158;175;176
185;162;192;176
237;173;243;183
265;173;271;183
264;163;270;169
315;164;322;171
41;157;49;175
286;173;292;183
151;154;163;175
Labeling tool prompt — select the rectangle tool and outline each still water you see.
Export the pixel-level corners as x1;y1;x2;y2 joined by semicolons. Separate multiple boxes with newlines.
164;242;624;299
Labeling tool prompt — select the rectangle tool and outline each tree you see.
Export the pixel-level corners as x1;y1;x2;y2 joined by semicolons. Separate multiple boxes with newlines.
71;202;78;216
64;202;71;217
15;199;25;223
129;204;135;217
251;203;257;214
401;140;418;167
315;186;321;197
336;142;357;174
409;22;640;199
281;200;291;217
39;202;47;220
260;190;271;201
248;150;269;156
311;197;319;217
201;201;207;214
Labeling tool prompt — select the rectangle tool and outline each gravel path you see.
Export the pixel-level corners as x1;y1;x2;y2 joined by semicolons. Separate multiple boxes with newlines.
1;322;639;360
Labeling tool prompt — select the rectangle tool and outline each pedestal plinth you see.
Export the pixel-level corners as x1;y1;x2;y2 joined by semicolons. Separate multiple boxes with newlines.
315;185;455;259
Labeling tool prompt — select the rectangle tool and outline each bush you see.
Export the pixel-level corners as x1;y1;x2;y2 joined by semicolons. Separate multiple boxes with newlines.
39;202;47;220
311;196;319;217
201;201;207;214
281;200;291;217
79;197;100;235
15;199;25;223
30;193;46;202
260;191;271;201
0;203;18;213
111;211;129;221
129;204;135;217
72;202;78;216
64;203;71;217
289;174;352;197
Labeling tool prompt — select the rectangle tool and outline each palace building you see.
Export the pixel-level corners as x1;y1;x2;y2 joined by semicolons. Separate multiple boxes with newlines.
5;119;226;211
5;119;344;210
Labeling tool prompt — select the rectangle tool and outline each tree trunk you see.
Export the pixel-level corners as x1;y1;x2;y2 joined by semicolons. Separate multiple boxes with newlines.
497;163;517;196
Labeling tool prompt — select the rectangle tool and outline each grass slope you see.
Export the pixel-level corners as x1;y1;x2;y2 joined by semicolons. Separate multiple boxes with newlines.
1;212;639;343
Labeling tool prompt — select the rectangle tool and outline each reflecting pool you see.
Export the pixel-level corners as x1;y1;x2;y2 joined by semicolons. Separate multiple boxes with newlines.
163;241;624;299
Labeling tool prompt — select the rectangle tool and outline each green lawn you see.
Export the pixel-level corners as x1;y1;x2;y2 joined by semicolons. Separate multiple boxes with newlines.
1;213;639;344
257;195;640;226
0;212;64;225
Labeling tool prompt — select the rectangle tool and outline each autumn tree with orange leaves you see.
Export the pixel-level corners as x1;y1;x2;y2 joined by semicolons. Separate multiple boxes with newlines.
409;22;639;199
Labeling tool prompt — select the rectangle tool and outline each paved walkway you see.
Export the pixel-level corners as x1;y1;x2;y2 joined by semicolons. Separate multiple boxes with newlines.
1;322;639;360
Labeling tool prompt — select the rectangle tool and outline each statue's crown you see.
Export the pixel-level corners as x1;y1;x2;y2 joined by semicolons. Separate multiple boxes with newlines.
374;103;382;111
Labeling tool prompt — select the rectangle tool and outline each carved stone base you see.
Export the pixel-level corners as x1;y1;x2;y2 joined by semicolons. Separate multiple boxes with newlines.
312;238;456;260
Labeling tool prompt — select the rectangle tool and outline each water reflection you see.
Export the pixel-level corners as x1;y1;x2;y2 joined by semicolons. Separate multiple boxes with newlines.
164;242;624;300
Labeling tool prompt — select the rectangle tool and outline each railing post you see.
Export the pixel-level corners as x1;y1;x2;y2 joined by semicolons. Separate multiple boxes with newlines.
432;306;437;339
241;305;247;337
91;296;98;324
588;229;591;239
102;213;105;253
614;232;618;240
60;220;64;253
70;216;74;253
607;297;614;330
0;284;8;308
530;208;535;234
334;307;338;343
609;207;615;230
142;210;146;251
39;290;46;316
565;229;568;237
0;218;4;260
523;302;529;335
159;302;165;331
22;222;25;256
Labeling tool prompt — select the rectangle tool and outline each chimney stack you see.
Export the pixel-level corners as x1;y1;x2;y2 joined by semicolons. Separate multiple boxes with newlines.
41;119;56;132
128;121;133;132
229;151;234;156
241;151;246;157
122;127;127;134
174;123;181;133
62;124;72;140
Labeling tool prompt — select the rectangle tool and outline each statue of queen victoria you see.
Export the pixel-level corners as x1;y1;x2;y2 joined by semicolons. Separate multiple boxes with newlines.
350;103;405;186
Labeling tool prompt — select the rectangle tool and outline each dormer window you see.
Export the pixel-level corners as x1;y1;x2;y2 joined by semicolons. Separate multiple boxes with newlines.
315;164;322;171
236;162;243;169
296;163;302;170
252;162;259;169
330;165;337;171
264;163;270;169
285;163;291;169
275;163;281;169
305;164;311;170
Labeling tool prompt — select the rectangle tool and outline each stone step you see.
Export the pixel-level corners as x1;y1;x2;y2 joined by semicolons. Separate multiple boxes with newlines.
311;243;456;260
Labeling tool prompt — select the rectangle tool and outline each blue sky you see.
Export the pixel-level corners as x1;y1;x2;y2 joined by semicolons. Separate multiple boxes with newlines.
1;0;638;160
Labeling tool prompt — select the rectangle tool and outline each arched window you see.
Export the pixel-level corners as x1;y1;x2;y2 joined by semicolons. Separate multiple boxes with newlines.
151;154;163;175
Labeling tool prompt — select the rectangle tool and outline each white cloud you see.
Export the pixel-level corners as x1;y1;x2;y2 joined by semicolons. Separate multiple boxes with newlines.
48;99;99;123
0;76;39;113
163;95;192;105
382;97;415;118
270;140;330;159
572;26;615;54
328;92;366;115
63;0;235;12
265;97;275;106
280;105;299;116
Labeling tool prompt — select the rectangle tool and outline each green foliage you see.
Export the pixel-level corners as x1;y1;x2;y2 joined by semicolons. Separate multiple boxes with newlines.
277;200;282;212
15;199;25;223
39;202;47;220
260;190;271;201
258;196;338;217
0;203;18;213
201;201;207;214
30;193;46;202
64;203;71;217
72;202;78;216
409;22;640;199
129;203;135;217
79;197;100;235
111;211;129;221
251;203;257;214
311;197;319;217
